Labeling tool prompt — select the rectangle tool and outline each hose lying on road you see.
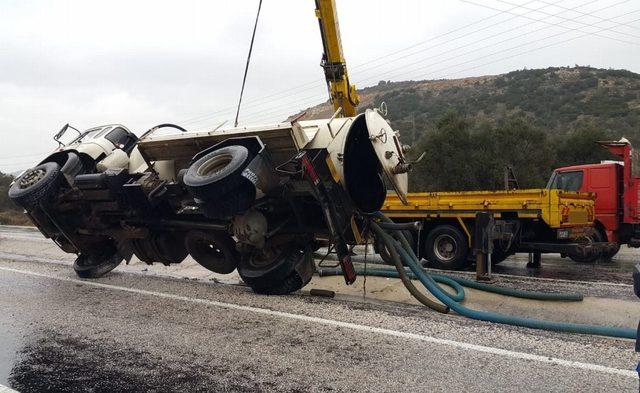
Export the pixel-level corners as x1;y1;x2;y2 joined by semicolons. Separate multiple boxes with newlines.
320;212;636;339
316;266;582;302
377;227;450;313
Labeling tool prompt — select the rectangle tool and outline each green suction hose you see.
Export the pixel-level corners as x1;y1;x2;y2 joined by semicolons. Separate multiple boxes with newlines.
316;266;582;302
365;215;635;339
317;266;466;302
375;227;451;313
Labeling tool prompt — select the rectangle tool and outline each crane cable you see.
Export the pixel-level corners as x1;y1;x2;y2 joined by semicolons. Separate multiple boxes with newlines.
234;0;263;128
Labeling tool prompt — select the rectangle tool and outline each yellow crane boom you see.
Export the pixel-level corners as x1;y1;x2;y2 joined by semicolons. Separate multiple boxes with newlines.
314;0;359;117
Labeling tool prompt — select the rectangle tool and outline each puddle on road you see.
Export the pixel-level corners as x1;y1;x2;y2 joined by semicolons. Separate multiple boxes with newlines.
487;254;636;284
9;331;192;392
343;245;637;284
6;329;278;393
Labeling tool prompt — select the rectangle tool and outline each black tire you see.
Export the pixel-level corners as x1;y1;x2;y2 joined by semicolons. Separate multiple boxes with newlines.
8;162;62;208
202;180;256;219
132;232;188;265
596;229;620;261
424;225;469;270
568;228;604;263
184;145;251;200
154;232;189;264
603;244;621;260
238;244;312;295
131;238;156;264
185;231;239;274
73;248;123;278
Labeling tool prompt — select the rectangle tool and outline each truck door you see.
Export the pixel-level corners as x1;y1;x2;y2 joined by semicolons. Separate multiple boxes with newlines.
587;165;620;232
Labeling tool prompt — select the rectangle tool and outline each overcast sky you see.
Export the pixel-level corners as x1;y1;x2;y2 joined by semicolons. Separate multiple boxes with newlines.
1;0;638;173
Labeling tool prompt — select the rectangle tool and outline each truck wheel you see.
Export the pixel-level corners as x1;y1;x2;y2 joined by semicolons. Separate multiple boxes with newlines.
603;244;620;260
73;247;123;279
184;146;251;200
132;232;188;265
569;228;604;263
201;181;256;219
238;241;313;295
8;162;62;208
185;231;238;274
424;225;469;270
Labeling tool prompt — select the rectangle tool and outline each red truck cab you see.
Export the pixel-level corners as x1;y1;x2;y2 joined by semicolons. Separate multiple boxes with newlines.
548;139;640;252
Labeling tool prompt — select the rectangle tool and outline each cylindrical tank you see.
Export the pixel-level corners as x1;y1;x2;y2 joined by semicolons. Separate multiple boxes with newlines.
302;109;408;213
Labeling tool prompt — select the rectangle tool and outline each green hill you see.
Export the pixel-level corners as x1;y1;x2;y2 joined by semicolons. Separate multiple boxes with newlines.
2;66;639;218
299;66;640;191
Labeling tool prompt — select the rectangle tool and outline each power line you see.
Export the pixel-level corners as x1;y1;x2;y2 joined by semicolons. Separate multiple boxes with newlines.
180;0;584;128
496;0;640;38
341;0;566;81
411;16;640;82
176;1;639;129
244;8;640;125
536;0;640;32
173;0;553;127
240;3;638;125
354;7;640;87
353;0;603;85
460;0;638;45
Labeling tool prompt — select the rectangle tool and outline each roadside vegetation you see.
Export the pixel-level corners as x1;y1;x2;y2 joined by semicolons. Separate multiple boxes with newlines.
409;110;616;191
302;66;637;191
0;172;31;225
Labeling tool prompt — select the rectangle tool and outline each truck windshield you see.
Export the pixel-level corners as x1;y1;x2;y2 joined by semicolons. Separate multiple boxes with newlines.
70;126;112;144
547;171;583;191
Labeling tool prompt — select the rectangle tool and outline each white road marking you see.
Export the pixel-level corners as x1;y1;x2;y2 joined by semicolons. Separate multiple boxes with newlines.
0;266;636;379
1;229;636;288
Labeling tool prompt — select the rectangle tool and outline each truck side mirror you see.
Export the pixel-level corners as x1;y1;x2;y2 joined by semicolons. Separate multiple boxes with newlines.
53;124;70;145
53;123;81;147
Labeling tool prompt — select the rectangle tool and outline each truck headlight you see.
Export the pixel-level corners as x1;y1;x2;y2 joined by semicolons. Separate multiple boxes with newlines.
557;228;570;239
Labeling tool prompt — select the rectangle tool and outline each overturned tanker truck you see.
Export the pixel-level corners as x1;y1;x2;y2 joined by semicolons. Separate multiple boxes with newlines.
8;111;410;294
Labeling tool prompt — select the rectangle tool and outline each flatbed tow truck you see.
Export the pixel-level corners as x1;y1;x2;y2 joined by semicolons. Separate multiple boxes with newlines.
381;187;614;270
379;138;637;270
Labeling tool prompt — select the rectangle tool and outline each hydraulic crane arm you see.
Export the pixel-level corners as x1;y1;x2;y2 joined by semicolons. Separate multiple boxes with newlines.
315;0;359;117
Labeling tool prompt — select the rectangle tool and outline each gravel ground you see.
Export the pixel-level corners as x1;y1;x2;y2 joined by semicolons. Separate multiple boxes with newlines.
0;226;639;391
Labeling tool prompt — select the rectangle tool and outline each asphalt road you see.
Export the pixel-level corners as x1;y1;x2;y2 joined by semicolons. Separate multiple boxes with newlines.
0;226;639;392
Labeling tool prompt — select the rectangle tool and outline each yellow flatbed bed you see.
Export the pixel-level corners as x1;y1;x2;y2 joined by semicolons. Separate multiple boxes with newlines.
378;189;599;270
382;189;595;229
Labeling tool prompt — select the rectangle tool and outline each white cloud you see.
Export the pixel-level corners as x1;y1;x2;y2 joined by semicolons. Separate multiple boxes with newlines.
1;0;638;172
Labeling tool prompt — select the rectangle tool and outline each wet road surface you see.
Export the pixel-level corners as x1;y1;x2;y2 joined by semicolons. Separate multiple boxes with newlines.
0;226;639;392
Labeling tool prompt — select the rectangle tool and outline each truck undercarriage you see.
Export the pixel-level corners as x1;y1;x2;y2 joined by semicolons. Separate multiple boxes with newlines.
10;110;410;294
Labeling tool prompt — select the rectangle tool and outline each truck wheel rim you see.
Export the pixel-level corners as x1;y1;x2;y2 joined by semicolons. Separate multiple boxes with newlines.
250;244;285;268
434;234;457;261
197;154;233;177
19;168;46;189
